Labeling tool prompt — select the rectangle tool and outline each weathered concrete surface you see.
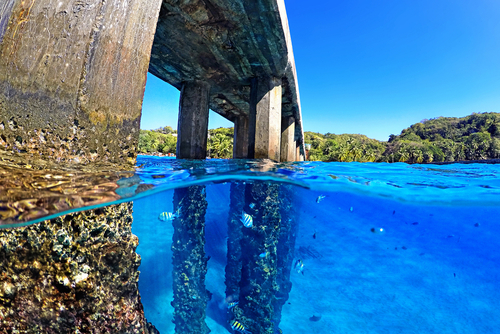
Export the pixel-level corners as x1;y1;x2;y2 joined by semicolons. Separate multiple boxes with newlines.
233;116;249;159
0;203;158;333
280;116;295;162
177;81;210;159
253;77;282;160
0;0;162;164
149;0;305;159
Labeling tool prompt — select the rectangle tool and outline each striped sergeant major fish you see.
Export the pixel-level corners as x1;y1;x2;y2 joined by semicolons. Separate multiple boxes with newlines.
240;212;253;228
228;301;238;309
230;320;252;334
158;207;181;222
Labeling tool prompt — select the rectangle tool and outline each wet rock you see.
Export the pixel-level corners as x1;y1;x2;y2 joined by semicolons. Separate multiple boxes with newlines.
0;203;156;333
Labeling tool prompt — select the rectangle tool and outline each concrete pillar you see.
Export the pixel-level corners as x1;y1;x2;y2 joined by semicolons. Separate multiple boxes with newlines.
249;77;282;161
233;116;249;158
176;81;210;159
0;0;163;164
296;145;301;162
171;186;210;334
280;116;295;162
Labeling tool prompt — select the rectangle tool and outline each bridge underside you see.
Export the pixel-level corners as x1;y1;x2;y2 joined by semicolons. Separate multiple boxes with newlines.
149;0;305;161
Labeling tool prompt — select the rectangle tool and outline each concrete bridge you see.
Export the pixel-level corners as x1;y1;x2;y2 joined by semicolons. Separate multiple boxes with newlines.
0;0;305;163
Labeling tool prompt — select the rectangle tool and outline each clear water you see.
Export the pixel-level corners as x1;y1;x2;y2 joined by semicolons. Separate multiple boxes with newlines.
3;156;500;333
131;157;500;334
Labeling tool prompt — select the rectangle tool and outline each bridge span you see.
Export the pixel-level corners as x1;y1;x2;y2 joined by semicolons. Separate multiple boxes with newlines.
0;0;305;163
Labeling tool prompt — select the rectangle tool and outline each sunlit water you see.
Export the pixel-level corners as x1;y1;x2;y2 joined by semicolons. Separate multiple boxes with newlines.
2;155;500;333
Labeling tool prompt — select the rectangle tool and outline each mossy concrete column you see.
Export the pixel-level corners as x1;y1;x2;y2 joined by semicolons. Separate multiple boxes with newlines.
225;182;245;299
280;116;295;162
233;116;249;159
171;186;210;334
0;0;162;164
249;77;282;161
176;81;210;159
233;182;280;334
273;185;297;330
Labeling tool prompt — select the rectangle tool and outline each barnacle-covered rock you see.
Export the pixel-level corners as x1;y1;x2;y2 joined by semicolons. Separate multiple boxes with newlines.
0;203;157;333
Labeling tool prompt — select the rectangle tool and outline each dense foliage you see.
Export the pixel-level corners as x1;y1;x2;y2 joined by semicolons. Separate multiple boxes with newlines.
385;112;500;163
305;132;386;162
207;127;233;159
139;112;500;162
138;129;177;154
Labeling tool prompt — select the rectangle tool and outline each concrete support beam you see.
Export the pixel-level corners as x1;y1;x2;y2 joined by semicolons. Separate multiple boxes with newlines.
233;116;249;159
249;77;282;161
280;116;295;162
296;145;301;162
176;81;210;159
0;0;162;164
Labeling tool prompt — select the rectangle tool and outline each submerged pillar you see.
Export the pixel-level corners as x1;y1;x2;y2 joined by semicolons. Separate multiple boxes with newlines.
232;183;281;334
171;186;210;334
273;185;297;330
233;116;249;159
176;81;210;159
280;116;296;162
249;77;282;161
225;183;246;299
0;0;162;164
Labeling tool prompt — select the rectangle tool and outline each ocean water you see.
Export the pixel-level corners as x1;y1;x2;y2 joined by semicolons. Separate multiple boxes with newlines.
2;155;500;333
131;156;500;334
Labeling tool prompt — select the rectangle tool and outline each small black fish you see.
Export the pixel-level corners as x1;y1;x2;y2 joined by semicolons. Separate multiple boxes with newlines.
309;315;322;322
312;232;316;239
392;210;396;215
453;273;456;277
402;246;407;250
474;223;480;227
412;222;419;225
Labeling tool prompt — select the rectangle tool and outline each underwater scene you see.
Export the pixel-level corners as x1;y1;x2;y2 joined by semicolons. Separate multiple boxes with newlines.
1;155;500;333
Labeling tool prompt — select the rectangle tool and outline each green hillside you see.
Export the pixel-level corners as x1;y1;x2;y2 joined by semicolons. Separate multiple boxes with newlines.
139;112;500;162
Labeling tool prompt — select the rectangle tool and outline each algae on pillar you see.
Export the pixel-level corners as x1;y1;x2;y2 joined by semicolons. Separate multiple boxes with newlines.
225;182;246;298
273;185;298;329
171;186;211;334
232;182;281;334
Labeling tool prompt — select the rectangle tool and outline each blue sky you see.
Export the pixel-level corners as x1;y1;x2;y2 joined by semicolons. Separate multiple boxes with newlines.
140;0;500;141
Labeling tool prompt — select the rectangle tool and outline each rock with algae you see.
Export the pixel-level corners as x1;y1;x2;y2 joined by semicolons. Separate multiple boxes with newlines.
0;202;159;333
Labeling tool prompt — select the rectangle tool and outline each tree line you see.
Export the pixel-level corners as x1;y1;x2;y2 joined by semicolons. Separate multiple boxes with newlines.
138;126;234;158
139;112;500;162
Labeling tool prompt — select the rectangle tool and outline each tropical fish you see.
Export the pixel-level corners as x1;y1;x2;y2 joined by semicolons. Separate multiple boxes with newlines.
316;195;325;203
158;211;176;221
249;203;256;209
294;259;304;274
309;314;322;322
370;227;385;234
241;212;253;228
350;206;354;212
228;301;239;309
259;252;268;258
231;320;252;334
